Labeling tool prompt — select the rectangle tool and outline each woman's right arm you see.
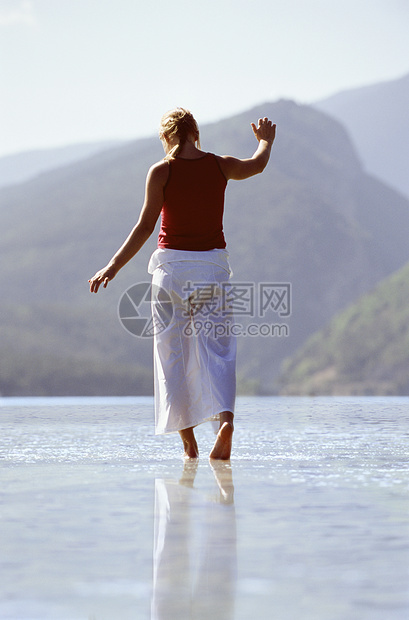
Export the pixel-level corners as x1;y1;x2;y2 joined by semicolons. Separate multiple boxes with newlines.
218;117;276;181
88;160;168;293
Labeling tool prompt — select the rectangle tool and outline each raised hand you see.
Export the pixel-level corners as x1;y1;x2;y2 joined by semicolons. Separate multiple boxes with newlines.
251;117;276;145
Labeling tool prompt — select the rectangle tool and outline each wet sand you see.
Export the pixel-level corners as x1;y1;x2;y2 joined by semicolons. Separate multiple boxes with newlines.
1;397;409;619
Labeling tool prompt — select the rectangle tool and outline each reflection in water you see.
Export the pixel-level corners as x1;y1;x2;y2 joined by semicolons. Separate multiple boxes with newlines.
151;462;236;619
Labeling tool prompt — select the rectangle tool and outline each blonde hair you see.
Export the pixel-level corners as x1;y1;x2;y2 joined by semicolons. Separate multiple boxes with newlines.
159;107;201;160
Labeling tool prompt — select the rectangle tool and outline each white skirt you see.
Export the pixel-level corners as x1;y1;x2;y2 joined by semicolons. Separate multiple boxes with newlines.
148;248;236;435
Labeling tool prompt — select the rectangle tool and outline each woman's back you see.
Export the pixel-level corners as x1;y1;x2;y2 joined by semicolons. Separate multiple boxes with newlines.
158;153;227;251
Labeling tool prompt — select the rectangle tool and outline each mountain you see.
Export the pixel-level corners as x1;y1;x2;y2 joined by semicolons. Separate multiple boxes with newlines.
0;140;124;189
277;261;409;395
2;100;409;395
314;72;409;198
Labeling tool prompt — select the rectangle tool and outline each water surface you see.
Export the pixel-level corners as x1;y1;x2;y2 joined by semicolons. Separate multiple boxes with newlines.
1;397;408;619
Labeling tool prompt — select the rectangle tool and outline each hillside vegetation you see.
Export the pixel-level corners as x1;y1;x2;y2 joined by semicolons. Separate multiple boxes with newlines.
278;262;409;395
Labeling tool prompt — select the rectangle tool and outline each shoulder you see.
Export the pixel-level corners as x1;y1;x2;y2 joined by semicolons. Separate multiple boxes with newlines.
146;159;170;186
213;154;237;181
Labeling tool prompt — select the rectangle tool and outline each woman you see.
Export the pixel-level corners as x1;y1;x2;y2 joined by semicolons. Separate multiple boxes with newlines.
89;108;276;460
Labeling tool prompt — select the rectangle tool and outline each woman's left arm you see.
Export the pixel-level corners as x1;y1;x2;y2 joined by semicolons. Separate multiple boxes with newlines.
88;160;168;293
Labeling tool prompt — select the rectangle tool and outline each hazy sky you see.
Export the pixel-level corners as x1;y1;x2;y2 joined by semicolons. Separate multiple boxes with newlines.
1;0;408;156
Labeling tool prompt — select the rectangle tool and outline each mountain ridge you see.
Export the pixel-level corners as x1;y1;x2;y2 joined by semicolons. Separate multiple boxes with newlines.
314;72;409;198
0;140;125;189
1;98;409;395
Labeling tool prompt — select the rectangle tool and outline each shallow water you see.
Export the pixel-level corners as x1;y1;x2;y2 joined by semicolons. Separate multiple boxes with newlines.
0;396;408;619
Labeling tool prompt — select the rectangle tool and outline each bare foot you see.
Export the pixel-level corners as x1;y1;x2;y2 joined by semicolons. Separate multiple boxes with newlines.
182;442;199;460
183;451;199;460
209;422;234;460
179;428;199;459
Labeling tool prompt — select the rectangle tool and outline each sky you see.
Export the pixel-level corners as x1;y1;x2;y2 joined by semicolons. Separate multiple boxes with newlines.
1;0;408;157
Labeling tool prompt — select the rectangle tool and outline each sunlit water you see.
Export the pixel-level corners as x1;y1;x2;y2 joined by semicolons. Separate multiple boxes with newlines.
0;396;408;619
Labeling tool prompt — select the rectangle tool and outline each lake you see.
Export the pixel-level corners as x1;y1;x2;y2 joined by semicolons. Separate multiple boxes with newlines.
1;396;408;619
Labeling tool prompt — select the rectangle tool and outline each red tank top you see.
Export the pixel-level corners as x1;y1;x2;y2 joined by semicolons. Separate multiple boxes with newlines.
158;153;227;251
